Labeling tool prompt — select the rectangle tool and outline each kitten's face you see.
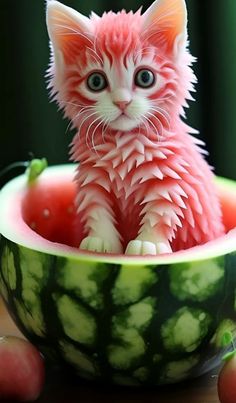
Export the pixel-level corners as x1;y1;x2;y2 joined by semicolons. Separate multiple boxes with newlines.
47;0;194;139
79;53;164;132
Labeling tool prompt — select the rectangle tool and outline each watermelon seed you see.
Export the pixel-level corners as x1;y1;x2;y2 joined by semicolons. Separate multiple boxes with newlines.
43;209;50;218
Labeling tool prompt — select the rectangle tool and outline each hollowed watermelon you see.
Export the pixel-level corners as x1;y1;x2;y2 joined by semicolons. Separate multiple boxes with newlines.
0;164;236;386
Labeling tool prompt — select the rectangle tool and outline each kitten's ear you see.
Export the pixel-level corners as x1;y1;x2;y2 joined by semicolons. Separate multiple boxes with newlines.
142;0;187;57
46;0;92;65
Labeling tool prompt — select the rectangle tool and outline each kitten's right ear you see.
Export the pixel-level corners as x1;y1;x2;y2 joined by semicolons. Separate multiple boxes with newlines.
46;0;92;65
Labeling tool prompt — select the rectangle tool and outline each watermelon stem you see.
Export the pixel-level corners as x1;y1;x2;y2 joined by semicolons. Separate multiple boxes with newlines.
26;158;48;185
0;158;48;187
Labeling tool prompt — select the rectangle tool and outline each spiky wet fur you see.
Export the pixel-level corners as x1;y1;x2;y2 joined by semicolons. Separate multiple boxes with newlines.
46;0;225;254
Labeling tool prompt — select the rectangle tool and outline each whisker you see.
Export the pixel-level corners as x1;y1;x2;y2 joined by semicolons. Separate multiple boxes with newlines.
139;116;149;138
61;100;88;108
60;99;96;121
142;28;171;45
101;118;110;144
133;46;156;62
85;116;101;150
65;108;87;135
153;104;171;119
65;120;73;135
91;119;104;154
145;115;161;140
134;46;168;64
66;106;93;138
137;120;142;140
156;108;171;129
148;106;170;129
72;106;94;126
152;9;179;25
63;102;97;144
78;111;98;137
142;9;178;39
54;23;94;45
155;94;175;102
53;23;104;66
86;46;103;65
146;111;163;136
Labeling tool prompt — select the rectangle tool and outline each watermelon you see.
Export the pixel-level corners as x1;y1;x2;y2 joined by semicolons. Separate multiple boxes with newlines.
0;164;236;386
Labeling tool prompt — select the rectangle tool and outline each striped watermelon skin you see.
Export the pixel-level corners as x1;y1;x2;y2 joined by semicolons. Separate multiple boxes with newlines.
1;235;236;386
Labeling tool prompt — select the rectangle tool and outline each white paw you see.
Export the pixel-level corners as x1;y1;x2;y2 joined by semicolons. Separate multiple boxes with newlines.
125;240;172;255
79;236;123;254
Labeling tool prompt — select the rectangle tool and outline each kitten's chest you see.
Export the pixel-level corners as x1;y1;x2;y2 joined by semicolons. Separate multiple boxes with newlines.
92;133;176;199
93;135;156;198
78;130;188;209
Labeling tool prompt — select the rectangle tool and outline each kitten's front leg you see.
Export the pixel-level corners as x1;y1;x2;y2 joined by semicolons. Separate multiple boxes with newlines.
78;189;123;254
125;201;173;255
126;230;172;255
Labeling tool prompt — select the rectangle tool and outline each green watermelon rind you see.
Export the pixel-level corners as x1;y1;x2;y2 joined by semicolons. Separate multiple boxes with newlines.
0;165;236;385
1;236;236;385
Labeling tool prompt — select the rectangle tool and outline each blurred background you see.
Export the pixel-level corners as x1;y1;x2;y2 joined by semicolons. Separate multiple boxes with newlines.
1;0;236;185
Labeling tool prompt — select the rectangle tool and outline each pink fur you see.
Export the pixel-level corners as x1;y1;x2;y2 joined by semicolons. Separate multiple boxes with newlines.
47;0;225;254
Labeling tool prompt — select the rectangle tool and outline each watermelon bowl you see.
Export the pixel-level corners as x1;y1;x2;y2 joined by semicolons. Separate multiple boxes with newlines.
0;164;236;387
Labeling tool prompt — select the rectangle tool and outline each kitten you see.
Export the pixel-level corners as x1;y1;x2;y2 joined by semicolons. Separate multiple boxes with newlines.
46;0;225;255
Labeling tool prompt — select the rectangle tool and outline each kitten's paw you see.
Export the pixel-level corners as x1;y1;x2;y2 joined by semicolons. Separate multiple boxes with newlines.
125;240;172;255
79;236;123;254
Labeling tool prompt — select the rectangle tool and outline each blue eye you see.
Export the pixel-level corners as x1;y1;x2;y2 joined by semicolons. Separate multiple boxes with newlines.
87;72;108;92
135;69;155;88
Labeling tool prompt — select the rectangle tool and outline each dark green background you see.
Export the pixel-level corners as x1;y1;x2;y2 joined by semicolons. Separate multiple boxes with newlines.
1;0;236;183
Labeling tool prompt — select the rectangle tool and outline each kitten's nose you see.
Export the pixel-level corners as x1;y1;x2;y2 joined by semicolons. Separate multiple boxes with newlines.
113;100;131;111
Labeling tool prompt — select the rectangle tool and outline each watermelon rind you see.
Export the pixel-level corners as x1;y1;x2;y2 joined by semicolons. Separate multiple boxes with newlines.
0;165;236;386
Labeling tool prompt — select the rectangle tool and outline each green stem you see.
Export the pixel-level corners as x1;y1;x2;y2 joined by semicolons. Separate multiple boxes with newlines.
27;158;48;185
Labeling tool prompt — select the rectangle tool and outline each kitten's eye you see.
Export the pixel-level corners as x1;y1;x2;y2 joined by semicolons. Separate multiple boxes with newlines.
87;72;108;92
134;69;155;88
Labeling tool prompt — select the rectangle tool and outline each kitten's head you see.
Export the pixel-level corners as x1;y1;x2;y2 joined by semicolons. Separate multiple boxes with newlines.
46;0;195;139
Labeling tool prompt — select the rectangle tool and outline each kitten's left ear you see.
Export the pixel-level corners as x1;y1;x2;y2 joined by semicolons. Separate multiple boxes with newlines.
142;0;187;57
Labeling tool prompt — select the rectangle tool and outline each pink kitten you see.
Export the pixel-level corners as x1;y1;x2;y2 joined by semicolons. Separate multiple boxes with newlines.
46;0;225;255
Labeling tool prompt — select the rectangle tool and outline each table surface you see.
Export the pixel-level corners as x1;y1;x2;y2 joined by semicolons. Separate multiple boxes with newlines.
0;299;220;403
